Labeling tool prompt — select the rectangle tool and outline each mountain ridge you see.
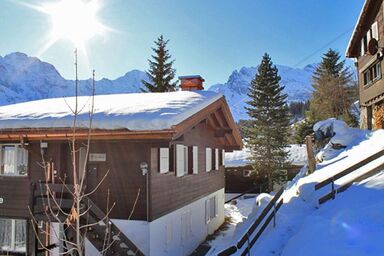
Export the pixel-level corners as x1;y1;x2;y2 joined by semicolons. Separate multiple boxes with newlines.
0;52;316;121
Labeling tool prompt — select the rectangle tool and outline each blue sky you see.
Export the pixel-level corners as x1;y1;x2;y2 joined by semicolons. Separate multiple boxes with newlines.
0;0;364;86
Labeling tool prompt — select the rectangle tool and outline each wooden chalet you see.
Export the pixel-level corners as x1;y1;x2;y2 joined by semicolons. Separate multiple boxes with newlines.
224;145;307;194
0;76;242;255
346;0;384;130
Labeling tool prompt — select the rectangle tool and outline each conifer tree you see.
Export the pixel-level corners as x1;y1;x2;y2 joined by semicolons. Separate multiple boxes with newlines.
142;35;177;92
309;49;357;126
246;53;290;192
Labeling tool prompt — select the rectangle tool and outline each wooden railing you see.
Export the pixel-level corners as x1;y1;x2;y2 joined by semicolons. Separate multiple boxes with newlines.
217;187;284;256
32;183;144;255
225;185;261;204
315;149;384;205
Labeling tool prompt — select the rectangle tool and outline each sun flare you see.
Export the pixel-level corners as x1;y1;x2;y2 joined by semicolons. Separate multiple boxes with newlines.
43;0;106;48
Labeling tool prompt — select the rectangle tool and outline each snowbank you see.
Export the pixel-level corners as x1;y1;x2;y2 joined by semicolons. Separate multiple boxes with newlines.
314;118;370;161
0;91;222;131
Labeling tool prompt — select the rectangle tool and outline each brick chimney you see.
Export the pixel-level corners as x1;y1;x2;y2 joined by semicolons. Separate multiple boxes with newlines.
179;75;205;91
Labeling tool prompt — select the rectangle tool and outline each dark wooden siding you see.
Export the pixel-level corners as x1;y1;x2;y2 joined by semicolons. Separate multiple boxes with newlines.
149;121;225;220
357;1;384;105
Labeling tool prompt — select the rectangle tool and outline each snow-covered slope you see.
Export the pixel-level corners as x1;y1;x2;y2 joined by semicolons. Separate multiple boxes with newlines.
0;52;150;105
209;65;315;121
208;122;384;255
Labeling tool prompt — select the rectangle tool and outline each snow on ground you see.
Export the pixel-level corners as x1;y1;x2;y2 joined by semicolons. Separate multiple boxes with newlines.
0;91;222;130
209;120;384;255
225;144;307;167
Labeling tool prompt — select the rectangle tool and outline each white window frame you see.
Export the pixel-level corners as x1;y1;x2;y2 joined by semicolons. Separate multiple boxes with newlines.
192;146;198;174
0;218;27;252
205;196;218;224
159;148;170;174
176;144;185;177
0;144;28;177
205;148;212;172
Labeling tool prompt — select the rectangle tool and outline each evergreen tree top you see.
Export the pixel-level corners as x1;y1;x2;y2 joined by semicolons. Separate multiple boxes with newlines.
142;35;178;92
313;48;352;81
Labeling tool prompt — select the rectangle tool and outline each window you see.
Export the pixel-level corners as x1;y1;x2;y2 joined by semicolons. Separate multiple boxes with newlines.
0;218;26;253
205;148;212;172
159;148;170;173
361;21;379;56
183;146;188;176
363;62;382;87
0;145;28;176
205;196;218;223
192;146;198;174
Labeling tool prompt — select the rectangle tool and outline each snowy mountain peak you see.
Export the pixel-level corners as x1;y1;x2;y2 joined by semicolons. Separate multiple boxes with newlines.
209;64;315;121
0;52;317;122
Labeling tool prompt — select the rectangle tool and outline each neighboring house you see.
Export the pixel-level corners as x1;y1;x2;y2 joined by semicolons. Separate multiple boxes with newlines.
0;76;242;256
346;0;384;130
224;145;307;194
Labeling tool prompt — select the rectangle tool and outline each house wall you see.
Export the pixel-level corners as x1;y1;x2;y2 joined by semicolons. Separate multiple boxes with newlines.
354;0;384;129
105;188;225;256
149;121;225;220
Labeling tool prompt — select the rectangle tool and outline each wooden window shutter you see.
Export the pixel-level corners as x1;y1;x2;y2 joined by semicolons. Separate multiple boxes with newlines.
372;22;379;40
176;144;185;177
192;146;198;174
215;149;219;170
159;148;169;173
184;146;189;175
205;148;212;172
222;149;225;166
361;38;365;56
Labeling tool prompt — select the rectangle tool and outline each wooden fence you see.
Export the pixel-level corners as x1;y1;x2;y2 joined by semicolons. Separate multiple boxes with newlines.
315;149;384;205
217;187;284;256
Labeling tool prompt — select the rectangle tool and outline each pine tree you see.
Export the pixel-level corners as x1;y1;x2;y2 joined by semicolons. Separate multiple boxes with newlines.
246;53;290;192
142;35;177;92
309;49;358;125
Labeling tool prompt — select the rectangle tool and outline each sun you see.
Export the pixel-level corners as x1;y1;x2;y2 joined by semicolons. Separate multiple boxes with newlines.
17;0;109;53
42;0;106;49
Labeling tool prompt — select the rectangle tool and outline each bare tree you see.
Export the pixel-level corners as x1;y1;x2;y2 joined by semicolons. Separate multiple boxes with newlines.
28;51;116;256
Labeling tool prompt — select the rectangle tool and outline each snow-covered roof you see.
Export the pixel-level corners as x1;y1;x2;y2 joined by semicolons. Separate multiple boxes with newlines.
225;144;308;167
0;91;223;131
346;0;370;57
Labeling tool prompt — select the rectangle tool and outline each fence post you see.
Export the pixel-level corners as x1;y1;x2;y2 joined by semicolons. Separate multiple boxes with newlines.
273;201;277;228
246;233;251;256
305;135;316;174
